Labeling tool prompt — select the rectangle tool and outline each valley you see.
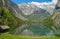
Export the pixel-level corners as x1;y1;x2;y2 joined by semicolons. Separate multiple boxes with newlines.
0;0;60;39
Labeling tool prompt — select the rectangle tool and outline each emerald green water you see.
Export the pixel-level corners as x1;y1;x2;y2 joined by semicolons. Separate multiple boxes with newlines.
13;24;54;36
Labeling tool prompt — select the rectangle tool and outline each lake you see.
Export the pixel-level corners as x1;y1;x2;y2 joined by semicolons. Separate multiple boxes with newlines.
13;24;54;36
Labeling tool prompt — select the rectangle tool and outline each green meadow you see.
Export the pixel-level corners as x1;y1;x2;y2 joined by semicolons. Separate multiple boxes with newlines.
0;34;60;39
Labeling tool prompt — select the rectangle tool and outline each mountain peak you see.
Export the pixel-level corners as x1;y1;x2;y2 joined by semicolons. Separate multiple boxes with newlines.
18;1;56;15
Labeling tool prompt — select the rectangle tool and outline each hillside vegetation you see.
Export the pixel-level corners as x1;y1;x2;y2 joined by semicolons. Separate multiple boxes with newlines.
0;6;24;32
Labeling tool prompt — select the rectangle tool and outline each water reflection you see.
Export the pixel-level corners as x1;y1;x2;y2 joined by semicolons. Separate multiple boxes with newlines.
13;24;54;36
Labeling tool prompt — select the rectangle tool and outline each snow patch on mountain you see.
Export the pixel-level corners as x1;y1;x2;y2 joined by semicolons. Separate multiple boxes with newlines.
29;0;57;15
18;0;57;15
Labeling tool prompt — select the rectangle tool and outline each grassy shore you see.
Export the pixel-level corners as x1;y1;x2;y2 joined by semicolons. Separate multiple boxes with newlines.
0;34;60;39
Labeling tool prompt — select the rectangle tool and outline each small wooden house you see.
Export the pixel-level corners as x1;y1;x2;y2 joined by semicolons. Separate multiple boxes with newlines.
0;25;10;33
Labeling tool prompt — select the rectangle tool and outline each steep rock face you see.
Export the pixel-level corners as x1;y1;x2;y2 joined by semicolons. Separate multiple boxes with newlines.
52;0;60;35
54;0;60;29
54;10;60;29
54;9;60;36
0;0;27;21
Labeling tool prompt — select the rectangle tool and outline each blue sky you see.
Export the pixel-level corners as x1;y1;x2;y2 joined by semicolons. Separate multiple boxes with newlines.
11;0;52;4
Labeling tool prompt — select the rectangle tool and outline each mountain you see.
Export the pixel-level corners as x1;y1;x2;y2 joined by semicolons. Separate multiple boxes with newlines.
18;3;50;21
0;0;25;32
0;0;28;21
29;2;55;15
18;2;56;15
51;0;60;36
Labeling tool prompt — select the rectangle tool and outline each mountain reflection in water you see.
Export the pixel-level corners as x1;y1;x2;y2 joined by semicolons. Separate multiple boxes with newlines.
13;24;54;36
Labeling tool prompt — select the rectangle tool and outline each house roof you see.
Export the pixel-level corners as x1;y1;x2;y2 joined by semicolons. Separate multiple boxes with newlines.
0;25;10;29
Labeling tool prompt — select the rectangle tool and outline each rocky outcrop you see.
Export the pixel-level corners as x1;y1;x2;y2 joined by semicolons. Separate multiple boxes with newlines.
52;0;60;36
